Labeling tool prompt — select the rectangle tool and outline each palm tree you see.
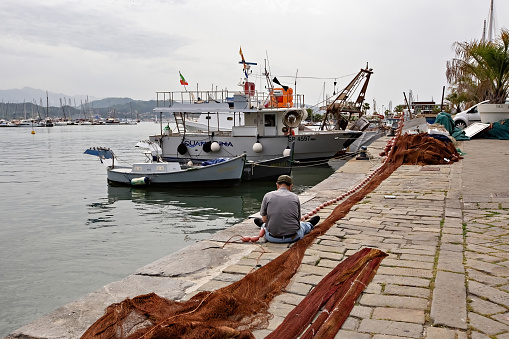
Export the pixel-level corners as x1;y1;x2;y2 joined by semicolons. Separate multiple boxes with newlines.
446;27;509;104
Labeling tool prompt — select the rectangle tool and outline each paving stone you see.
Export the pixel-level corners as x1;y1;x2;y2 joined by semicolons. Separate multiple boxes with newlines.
467;268;509;286
350;305;373;319
442;233;464;244
308;243;346;254
271;293;305;306
381;258;434;270
306;249;344;261
390;248;436;256
197;279;230;291
358;319;423;337
377;266;433;278
470;331;492;339
341;316;360;330
365;282;383;294
440;243;464;252
285;281;312;296
384;285;430;298
469;312;509;335
437;250;464;273
334;330;371;339
253;329;272;339
360;294;427;309
298;263;333;276
267;301;295;317
399;254;435;263
372;274;431;288
293;273;324;285
317;258;344;269
470;295;507;315
467;244;496;254
442;226;464;235
465;251;504;263
425;326;456;339
430;271;467;329
372;307;425;323
265;314;285;330
468;258;509;276
492;312;509;326
371;335;414;339
222;264;256;275
469;280;509;308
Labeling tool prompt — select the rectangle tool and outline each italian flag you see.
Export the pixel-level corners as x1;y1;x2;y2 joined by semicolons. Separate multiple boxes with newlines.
179;71;188;86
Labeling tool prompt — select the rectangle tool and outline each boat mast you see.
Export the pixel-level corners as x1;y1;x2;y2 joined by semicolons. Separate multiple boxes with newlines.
487;0;494;42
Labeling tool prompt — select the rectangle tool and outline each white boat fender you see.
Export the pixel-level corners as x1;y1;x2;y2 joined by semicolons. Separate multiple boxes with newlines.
283;147;291;157
177;143;188;155
203;141;212;153
211;141;221;152
131;177;149;185
253;142;263;153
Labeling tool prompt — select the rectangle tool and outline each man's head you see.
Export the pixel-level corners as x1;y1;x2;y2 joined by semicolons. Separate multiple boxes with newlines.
276;175;293;188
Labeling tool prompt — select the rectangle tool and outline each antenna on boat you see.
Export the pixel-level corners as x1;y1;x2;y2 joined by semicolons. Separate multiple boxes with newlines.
264;58;274;91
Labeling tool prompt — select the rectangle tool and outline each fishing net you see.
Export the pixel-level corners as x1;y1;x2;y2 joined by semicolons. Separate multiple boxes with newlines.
81;127;461;339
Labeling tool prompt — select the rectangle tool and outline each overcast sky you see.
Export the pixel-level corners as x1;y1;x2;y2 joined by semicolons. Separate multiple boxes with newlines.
0;0;507;111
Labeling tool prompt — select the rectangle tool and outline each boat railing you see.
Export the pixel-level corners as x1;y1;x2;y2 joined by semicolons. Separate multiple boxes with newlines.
155;90;305;110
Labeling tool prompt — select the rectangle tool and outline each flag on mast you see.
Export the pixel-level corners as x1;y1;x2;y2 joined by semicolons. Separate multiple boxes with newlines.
239;47;248;79
179;71;188;86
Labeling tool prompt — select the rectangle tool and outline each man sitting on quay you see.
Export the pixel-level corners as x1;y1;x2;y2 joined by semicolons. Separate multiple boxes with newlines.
254;175;320;243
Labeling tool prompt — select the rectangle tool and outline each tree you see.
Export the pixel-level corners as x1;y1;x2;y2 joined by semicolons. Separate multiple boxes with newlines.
394;105;404;113
446;27;509;104
362;102;370;115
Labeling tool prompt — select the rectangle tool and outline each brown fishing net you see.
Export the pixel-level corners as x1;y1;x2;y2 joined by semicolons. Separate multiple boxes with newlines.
81;129;461;339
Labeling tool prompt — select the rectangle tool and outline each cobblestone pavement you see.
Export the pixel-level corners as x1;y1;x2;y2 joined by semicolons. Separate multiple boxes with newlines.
6;139;508;339
194;139;509;338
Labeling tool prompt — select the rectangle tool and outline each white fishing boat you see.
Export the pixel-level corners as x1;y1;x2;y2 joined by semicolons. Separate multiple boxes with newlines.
84;146;246;187
150;57;364;164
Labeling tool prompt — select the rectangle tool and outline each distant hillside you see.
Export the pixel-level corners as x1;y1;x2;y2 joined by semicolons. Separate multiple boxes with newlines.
88;99;158;117
88;97;133;108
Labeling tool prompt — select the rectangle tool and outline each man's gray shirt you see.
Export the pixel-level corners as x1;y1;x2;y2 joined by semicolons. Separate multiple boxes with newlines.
260;187;301;236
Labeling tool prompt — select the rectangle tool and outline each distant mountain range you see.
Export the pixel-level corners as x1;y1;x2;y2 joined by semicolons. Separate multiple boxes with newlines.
0;87;159;119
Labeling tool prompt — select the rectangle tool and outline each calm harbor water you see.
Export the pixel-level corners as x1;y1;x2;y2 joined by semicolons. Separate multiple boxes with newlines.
0;122;347;336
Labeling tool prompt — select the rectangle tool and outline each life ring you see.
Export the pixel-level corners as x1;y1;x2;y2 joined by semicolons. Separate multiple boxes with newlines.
177;143;188;155
203;141;212;153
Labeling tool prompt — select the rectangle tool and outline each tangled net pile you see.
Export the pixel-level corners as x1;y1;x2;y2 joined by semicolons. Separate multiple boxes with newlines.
82;121;462;339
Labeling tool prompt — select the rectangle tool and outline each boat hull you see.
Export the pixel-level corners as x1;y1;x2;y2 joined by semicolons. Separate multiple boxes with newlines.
242;155;292;181
150;131;362;164
106;156;245;187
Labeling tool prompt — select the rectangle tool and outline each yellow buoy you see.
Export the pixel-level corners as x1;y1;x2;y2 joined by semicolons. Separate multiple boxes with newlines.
31;130;35;135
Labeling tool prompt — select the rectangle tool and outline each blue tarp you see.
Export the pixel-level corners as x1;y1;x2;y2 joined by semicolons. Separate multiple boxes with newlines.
201;158;228;166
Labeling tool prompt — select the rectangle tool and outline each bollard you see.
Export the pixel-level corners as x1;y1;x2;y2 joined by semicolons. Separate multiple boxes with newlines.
356;146;369;160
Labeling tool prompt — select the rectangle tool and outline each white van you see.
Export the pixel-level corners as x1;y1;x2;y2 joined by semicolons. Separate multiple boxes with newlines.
453;100;489;129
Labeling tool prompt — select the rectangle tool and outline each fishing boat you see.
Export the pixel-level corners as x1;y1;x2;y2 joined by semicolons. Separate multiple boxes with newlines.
149;55;364;164
84;146;246;187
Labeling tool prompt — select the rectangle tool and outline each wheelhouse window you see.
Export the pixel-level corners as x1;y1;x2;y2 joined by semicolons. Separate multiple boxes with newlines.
264;114;276;127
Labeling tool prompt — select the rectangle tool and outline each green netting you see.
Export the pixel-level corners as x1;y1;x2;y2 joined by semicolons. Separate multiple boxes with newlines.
434;111;470;141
